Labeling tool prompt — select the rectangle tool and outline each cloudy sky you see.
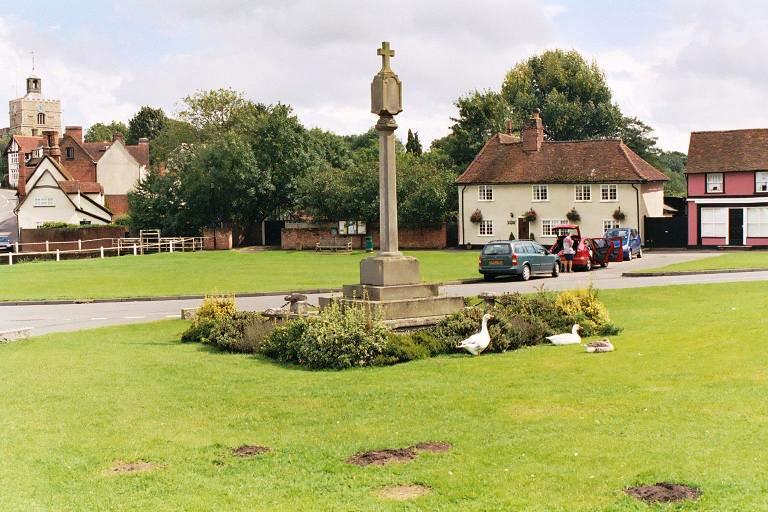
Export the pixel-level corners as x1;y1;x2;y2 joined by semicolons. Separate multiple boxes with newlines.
1;0;767;152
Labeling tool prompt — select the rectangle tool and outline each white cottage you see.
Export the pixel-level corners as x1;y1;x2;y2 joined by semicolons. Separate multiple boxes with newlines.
14;155;112;229
456;111;669;246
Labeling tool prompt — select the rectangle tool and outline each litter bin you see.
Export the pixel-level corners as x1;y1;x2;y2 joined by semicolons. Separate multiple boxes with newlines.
364;236;374;252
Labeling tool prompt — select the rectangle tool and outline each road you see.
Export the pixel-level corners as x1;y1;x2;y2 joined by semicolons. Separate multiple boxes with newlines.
1;250;765;336
0;188;17;241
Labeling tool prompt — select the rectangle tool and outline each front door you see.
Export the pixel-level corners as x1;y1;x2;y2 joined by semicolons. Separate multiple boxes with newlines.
729;208;743;246
518;218;529;241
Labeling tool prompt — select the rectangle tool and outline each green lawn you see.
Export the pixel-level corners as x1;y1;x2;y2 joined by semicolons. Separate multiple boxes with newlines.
2;281;768;510
0;250;479;301
638;251;768;274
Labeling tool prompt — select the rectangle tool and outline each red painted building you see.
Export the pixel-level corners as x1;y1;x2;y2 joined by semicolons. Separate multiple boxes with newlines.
686;129;768;247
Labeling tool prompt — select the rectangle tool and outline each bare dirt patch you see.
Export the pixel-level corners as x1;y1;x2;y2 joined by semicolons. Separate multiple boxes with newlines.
375;484;431;501
107;461;159;475
232;445;271;457
347;448;417;466
410;441;452;453
626;482;702;503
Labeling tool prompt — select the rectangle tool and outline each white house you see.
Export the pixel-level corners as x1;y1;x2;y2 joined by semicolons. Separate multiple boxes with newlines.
84;133;149;216
14;154;112;230
456;111;669;246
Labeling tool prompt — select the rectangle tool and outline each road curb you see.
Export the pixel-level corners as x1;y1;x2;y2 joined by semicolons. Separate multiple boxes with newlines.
0;278;483;307
622;268;767;277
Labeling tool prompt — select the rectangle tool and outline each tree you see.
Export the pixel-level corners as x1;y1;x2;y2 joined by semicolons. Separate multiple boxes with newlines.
127;167;194;235
655;150;688;197
500;49;622;141
430;90;513;169
617;116;658;160
85;121;128;142
150;119;201;166
405;129;423;156
179;88;251;132
127;106;167;145
397;153;456;226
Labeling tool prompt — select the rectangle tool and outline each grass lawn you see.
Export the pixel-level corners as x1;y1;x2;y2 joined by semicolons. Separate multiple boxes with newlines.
0;250;479;301
2;281;768;510
637;251;768;274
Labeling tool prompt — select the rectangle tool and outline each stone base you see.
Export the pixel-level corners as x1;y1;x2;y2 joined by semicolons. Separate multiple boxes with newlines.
359;255;421;286
319;295;464;323
342;283;439;301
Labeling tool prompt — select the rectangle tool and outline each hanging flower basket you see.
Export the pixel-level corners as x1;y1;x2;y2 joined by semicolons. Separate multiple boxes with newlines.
613;207;626;221
523;209;537;222
566;207;581;223
469;209;483;223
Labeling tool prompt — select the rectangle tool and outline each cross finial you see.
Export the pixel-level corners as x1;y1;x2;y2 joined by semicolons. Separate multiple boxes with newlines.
377;41;395;72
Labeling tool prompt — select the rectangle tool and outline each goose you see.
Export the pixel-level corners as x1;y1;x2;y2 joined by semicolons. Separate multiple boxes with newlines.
546;324;581;346
584;338;614;353
457;313;492;356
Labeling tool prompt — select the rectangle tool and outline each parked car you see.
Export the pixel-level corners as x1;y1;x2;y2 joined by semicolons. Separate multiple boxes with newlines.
604;227;642;260
549;225;612;271
0;235;12;253
479;240;561;281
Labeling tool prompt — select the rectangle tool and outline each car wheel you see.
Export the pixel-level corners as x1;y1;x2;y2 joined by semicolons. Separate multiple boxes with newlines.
483;274;494;282
552;262;560;277
602;260;609;268
584;258;592;271
520;264;531;281
637;247;643;258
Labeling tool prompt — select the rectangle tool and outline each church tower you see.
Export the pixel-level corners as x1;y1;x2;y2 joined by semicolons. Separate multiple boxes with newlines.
9;72;62;136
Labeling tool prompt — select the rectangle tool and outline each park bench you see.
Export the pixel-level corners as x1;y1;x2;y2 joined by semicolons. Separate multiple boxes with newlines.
315;237;353;253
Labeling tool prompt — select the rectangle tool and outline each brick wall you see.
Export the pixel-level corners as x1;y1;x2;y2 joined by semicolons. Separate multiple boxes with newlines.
203;227;233;250
281;224;447;250
105;195;130;216
19;225;127;252
60;134;97;182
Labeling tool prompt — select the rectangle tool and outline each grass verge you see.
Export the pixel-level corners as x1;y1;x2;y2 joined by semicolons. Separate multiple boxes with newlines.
629;251;768;274
1;281;767;510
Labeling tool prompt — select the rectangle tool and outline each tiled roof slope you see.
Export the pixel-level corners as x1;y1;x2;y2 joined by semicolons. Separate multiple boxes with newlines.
686;129;768;173
455;135;669;184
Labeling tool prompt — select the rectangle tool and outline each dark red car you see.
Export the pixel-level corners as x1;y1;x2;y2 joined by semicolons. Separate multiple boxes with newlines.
549;225;613;271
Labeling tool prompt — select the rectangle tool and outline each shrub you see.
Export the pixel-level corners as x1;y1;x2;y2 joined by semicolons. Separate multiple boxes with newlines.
374;334;431;366
181;319;216;343
262;319;308;363
554;286;611;332
207;311;276;354
39;221;79;229
196;295;237;323
566;207;581;222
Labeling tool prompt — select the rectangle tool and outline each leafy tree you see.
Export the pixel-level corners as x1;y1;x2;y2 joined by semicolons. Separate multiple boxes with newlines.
150;119;201;166
397;153;456;226
405;129;423;156
179;88;251;132
84;121;128;142
127;106;167;145
307;128;354;170
430;90;513;169
617;116;658;160
127;167;194;235
500;49;622;141
655;150;688;197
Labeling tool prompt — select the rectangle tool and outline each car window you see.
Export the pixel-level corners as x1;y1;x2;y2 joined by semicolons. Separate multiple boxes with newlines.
482;243;511;255
531;242;545;253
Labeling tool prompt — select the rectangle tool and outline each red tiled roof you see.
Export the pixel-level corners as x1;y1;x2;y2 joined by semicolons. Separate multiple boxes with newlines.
127;144;149;167
80;140;149;167
455;135;669;184
57;181;103;194
7;135;45;157
82;142;110;161
686;128;768;173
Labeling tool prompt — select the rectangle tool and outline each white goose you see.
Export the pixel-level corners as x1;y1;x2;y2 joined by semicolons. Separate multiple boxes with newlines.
457;313;492;356
546;324;582;345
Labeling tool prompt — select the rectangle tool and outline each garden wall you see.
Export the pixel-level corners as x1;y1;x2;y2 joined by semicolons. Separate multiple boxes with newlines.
203;227;233;250
281;224;447;250
19;226;127;252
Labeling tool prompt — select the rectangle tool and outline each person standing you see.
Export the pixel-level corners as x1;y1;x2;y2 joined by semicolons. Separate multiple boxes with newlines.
563;233;575;272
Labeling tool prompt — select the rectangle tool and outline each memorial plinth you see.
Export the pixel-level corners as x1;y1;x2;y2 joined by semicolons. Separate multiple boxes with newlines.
320;42;463;328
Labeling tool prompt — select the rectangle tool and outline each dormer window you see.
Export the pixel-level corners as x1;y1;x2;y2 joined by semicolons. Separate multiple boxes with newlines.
66;147;75;160
706;173;724;193
37;112;46;125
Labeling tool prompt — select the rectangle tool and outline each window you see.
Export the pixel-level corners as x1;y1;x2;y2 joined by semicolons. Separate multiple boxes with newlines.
482;243;511;255
532;184;549;201
33;196;55;207
541;219;567;237
66;147;75;160
706;173;724;193
600;184;618;201
747;207;768;237
478;184;494;201
37;112;46;125
603;220;620;231
574;184;591;202
700;207;727;237
756;172;768;193
479;219;494;236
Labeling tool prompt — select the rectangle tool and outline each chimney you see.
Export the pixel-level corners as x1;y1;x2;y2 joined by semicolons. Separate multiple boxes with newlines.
522;109;544;152
505;119;514;135
17;167;27;197
42;130;61;162
65;126;83;144
138;137;149;145
112;132;125;144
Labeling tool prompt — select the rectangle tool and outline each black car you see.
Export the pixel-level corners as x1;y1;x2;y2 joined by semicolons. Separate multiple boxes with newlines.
0;235;12;253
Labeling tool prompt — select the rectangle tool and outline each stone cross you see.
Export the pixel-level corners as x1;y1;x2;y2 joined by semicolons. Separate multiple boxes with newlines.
377;42;394;72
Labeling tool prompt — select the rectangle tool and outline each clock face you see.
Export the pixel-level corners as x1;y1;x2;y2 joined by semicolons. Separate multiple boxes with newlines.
37;104;45;113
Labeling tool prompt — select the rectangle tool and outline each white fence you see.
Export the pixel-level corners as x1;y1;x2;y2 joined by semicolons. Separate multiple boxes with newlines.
2;236;209;266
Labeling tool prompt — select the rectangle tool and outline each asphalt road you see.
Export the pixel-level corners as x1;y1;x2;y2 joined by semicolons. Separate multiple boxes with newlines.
1;250;765;336
0;188;17;241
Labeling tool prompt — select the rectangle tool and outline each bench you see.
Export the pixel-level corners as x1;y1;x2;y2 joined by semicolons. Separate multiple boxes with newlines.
315;237;353;252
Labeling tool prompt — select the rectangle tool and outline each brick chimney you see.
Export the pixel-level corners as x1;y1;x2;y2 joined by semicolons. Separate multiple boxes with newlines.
17;167;27;197
112;132;125;144
522;109;544;152
65;126;83;144
505;119;514;135
138;137;149;145
42;130;61;162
